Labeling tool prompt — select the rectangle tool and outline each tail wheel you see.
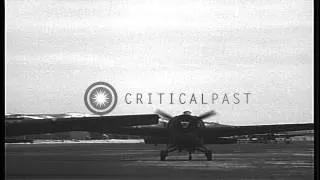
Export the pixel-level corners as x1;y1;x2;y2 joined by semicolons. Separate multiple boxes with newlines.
206;150;212;161
160;150;167;161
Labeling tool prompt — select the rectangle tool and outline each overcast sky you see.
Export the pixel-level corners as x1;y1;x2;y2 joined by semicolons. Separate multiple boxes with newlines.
5;0;313;125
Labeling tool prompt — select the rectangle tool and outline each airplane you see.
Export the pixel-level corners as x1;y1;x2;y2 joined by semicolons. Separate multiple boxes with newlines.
5;110;314;161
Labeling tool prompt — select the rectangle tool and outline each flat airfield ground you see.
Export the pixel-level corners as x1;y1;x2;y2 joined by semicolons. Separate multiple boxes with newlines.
5;142;314;180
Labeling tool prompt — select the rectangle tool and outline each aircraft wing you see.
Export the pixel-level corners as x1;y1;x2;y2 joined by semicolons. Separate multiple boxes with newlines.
105;126;170;138
103;123;313;144
198;123;314;139
5;113;159;137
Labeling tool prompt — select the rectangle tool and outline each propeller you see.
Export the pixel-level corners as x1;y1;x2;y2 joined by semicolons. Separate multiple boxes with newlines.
198;110;217;120
155;109;173;120
156;109;217;120
155;109;218;128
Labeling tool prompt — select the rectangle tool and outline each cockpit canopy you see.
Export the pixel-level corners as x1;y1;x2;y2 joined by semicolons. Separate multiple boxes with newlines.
183;111;192;115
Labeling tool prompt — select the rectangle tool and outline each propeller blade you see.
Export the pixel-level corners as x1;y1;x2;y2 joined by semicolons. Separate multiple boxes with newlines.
155;109;173;120
159;120;168;128
198;110;217;120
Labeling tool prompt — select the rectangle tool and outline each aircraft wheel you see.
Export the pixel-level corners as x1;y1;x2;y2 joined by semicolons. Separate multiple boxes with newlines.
206;150;212;161
160;150;167;161
188;153;192;161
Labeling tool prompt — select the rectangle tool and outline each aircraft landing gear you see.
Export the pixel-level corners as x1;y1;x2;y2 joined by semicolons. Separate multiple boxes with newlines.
160;145;213;161
205;150;212;161
160;145;178;161
195;146;213;161
160;150;168;161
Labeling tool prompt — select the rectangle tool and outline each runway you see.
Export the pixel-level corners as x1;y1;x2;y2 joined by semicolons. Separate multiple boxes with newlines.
5;142;314;180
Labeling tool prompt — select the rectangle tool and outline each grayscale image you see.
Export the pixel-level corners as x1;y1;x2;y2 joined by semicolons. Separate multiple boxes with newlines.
5;0;314;179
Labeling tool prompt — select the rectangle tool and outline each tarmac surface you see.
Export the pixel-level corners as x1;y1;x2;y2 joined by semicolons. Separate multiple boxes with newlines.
5;142;314;180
